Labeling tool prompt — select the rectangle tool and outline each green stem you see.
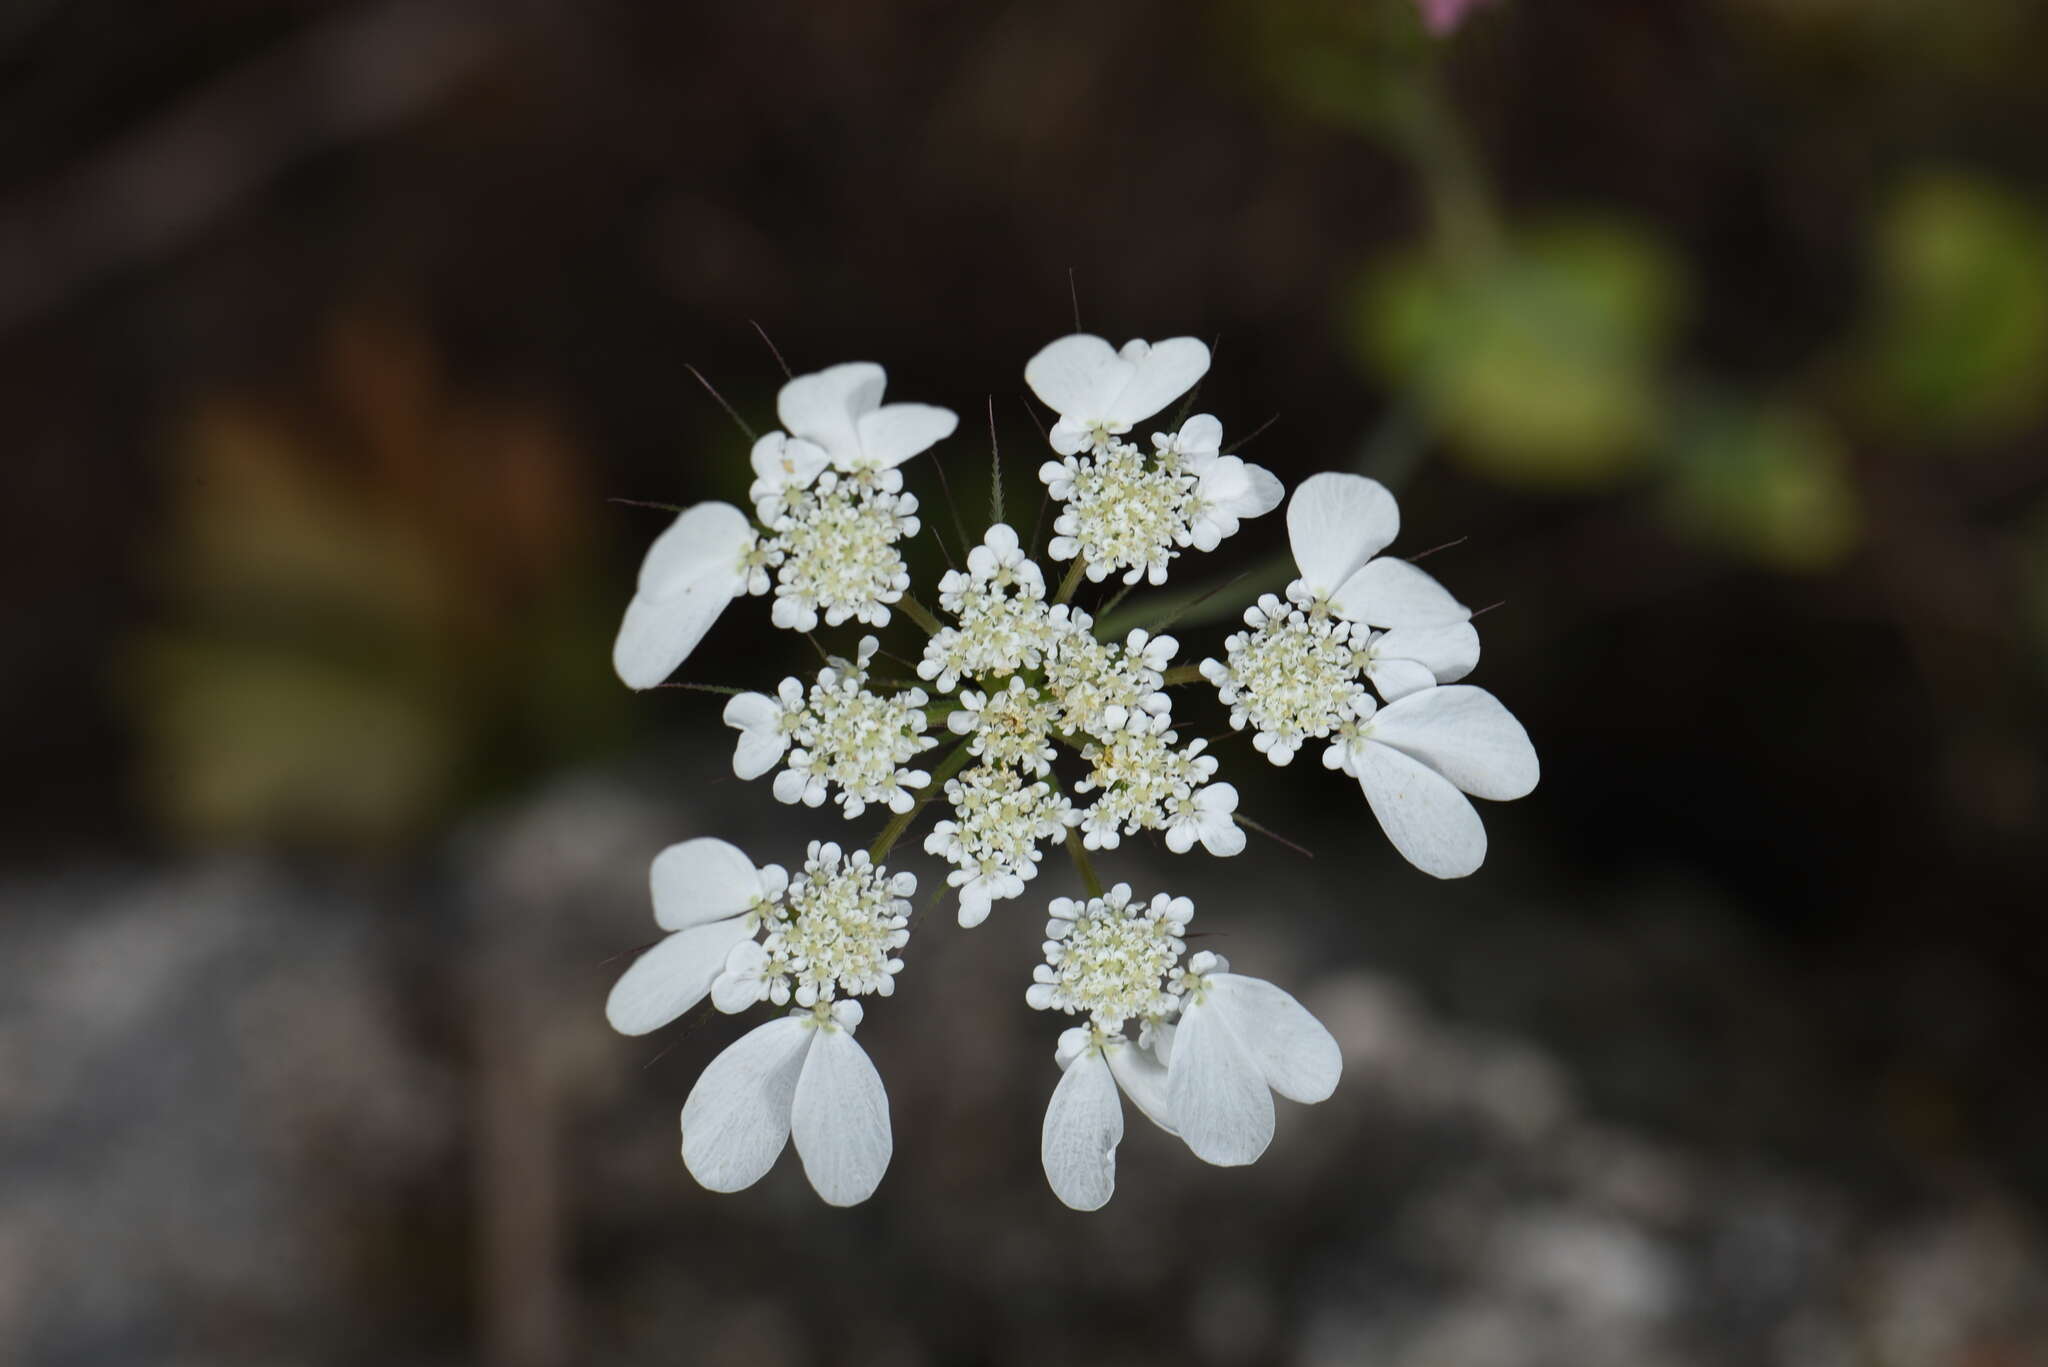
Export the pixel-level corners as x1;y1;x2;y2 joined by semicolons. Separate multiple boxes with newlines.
1064;828;1105;898
1160;664;1206;687
898;594;943;636
867;739;975;863
1053;556;1088;606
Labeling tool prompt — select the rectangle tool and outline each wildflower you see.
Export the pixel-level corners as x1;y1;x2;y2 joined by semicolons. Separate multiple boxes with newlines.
1024;333;1212;455
772;361;957;490
923;763;1073;926
765;471;920;632
709;841;914;1009
1165;950;1343;1167
611;502;769;689
1155;414;1285;553
680;998;892;1207
724;638;935;817
1322;685;1540;879
605;838;785;1034
919;523;1072;691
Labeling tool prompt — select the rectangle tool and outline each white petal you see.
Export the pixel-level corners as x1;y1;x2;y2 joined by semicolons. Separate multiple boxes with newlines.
1367;657;1438;701
1104;1039;1176;1135
650;837;765;930
1209;974;1342;1104
1374;622;1480;683
612;502;752;689
1167;996;1275;1167
854;403;958;470
1329;558;1469;628
605;917;754;1035
1353;740;1488;879
1286;473;1399;594
722;692;789;779
1024;334;1131;419
1041;1048;1123;1211
1107;337;1210;427
1369;685;1539;800
790;1025;892;1206
1174;413;1223;455
710;939;768;1014
680;1015;811;1192
776;362;885;463
1238;461;1285;518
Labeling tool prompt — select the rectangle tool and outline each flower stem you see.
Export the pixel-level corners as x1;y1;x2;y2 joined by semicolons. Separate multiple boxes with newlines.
1063;828;1105;898
867;739;975;863
898;594;943;636
1053;556;1088;605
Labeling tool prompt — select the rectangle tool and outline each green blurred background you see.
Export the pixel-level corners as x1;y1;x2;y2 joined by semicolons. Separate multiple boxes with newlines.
3;1;2046;1364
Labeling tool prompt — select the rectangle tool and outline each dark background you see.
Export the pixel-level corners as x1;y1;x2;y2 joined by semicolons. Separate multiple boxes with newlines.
4;2;2046;1364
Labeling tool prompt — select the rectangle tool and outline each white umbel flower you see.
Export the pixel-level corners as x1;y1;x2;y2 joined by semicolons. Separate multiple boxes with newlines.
724;638;935;818
680;998;892;1207
772;361;958;489
919;523;1074;691
1023;333;1211;456
1165;950;1342;1168
1040;1025;1175;1211
1042;440;1198;585
922;763;1073;927
1154;414;1285;553
709;840;913;1010
611;502;770;690
1200;593;1369;765
1322;684;1539;879
605;838;785;1035
946;677;1058;777
766;471;920;631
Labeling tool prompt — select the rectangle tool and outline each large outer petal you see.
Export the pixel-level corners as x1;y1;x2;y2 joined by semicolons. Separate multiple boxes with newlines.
1041;1049;1123;1211
1167;996;1275;1167
680;1015;812;1192
777;363;886;463
1329;558;1469;628
1210;974;1342;1104
1353;741;1487;879
790;1025;892;1206
1106;337;1211;427
855;403;958;470
1375;622;1480;684
1369;685;1539;801
1287;473;1399;594
605;917;754;1035
634;501;752;598
650;837;764;930
1024;334;1130;418
1104;1039;1176;1135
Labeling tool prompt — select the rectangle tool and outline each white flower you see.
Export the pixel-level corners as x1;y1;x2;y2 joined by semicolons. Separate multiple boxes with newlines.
1201;594;1369;765
1153;414;1284;553
1041;441;1197;585
1027;886;1192;1031
1165;950;1342;1167
1072;721;1221;850
1043;626;1174;735
605;838;785;1035
747;431;831;522
611;502;769;690
946;677;1058;777
1023;333;1211;455
766;471;920;631
680;998;892;1207
707;840;914;1009
919;524;1075;691
1163;781;1246;857
726;638;934;818
1322;684;1539;879
922;764;1072;926
773;361;958;489
1284;471;1470;628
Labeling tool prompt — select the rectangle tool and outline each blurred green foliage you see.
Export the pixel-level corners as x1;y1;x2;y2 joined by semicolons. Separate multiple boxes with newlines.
1855;172;2048;440
1360;218;1684;488
1663;392;1858;571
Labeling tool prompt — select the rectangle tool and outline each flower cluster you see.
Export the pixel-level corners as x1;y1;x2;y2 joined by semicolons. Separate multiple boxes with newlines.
604;332;1539;1209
